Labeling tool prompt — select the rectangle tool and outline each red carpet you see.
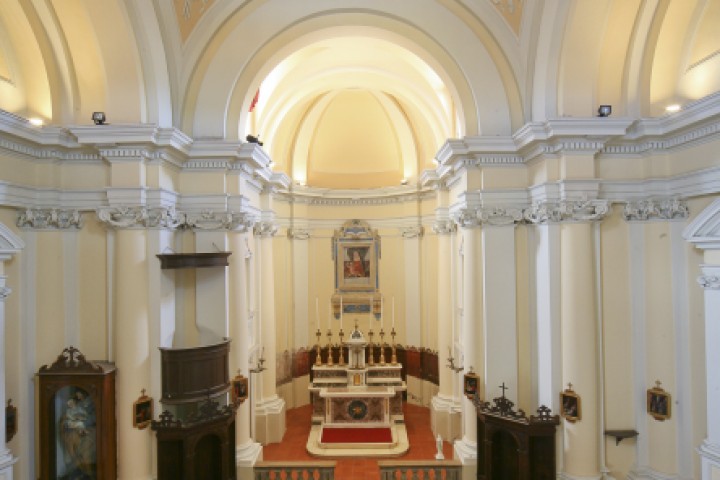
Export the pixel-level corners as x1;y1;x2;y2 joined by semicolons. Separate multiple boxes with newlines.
321;426;393;444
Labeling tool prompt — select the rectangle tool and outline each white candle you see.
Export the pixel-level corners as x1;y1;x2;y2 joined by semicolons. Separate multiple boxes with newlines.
316;297;319;327
381;297;384;328
328;302;331;330
392;297;395;327
340;296;343;330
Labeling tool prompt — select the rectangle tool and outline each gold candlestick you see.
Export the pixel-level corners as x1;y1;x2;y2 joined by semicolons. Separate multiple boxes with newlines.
326;329;334;366
338;329;346;365
315;329;322;366
379;328;386;365
368;329;375;366
391;327;398;365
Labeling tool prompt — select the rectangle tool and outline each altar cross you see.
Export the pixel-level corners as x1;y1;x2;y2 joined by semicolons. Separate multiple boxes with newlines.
499;382;509;398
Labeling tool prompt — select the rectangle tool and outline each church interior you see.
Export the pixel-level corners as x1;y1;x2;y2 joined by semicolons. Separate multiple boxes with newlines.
1;1;720;479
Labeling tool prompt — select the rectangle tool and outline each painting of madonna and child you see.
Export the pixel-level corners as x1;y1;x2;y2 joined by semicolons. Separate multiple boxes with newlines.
54;386;97;480
343;246;371;285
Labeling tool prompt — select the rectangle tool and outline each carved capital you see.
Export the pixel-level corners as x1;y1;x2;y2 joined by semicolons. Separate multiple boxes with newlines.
184;211;233;230
97;206;182;229
401;225;424;238
525;200;609;224
432;219;456;235
0;286;11;299
477;206;524;226
623;198;689;221
697;275;720;290
254;221;278;238
17;208;83;230
452;209;482;228
287;227;311;240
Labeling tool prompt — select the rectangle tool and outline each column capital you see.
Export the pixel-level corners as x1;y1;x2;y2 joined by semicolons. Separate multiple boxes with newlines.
254;221;278;238
525;199;609;224
185;211;255;232
401;225;424;238
0;286;11;299
96;206;183;229
623;197;689;222
452;206;525;228
16;208;83;230
432;219;456;235
287;227;310;239
698;265;720;290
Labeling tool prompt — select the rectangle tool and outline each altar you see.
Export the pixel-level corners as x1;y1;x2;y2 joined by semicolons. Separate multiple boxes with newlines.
306;324;409;456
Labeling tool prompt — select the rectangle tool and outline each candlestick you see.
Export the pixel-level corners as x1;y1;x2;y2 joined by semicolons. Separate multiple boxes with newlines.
326;329;334;366
338;328;345;366
315;328;322;366
368;329;375;366
379;328;386;365
391;327;397;365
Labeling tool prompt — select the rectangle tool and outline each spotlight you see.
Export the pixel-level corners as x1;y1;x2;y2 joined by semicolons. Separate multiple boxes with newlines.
665;104;681;113
400;178;409;185
597;105;612;117
29;117;43;126
92;112;106;125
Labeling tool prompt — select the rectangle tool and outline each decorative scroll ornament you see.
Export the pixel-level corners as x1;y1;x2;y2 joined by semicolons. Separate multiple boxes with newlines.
39;346;103;374
146;207;184;229
477;206;525;226
432;219;456;235
623;198;689;221
452;209;482;228
401;225;424;238
184;210;233;230
287;227;310;239
254;221;278;237
697;275;720;290
525;200;609;224
97;206;149;228
17;208;83;229
185;397;235;425
0;286;11;299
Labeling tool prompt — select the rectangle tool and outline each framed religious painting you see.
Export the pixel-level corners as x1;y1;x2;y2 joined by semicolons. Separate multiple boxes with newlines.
464;369;479;399
133;390;153;430
560;384;581;423
38;346;117;480
231;374;249;405
333;220;380;293
647;381;671;421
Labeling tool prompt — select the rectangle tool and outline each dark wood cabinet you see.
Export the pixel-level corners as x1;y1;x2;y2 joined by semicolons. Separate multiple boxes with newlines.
476;396;559;480
38;347;117;480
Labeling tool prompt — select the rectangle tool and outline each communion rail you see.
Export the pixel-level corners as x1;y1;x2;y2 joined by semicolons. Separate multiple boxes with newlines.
253;461;336;479
378;459;463;480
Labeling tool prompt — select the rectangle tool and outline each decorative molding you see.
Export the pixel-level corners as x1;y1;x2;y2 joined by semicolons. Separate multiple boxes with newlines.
401;225;424;238
97;206;182;229
697;275;720;290
477;206;525;226
524;200;609;224
623;198;689;221
254;221;278;238
184;210;233;230
432;219;456;235
452;209;482;228
16;208;83;229
287;227;310;240
0;286;11;299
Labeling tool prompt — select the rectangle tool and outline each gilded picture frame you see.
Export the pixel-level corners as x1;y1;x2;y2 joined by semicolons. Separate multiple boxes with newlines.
133;390;153;430
333;220;380;294
560;385;581;423
231;375;249;405
464;370;479;399
647;382;671;421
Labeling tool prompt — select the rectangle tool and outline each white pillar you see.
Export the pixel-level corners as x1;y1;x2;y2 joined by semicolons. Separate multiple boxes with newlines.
253;220;286;444
453;214;481;476
0;223;26;480
431;217;461;441
481;223;518;403
229;229;262;476
698;265;720;478
194;230;230;343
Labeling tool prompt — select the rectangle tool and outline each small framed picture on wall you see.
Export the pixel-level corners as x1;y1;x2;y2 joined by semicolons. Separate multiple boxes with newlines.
647;381;671;421
560;384;581;423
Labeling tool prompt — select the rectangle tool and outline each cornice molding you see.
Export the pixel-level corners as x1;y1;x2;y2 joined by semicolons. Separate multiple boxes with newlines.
273;187;435;206
16;208;83;230
623;198;689;222
97;206;183;229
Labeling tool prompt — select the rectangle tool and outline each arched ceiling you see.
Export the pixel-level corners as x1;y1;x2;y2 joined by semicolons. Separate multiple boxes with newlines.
0;0;718;189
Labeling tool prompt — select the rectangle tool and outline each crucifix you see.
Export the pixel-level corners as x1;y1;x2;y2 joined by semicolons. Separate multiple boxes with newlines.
499;382;509;398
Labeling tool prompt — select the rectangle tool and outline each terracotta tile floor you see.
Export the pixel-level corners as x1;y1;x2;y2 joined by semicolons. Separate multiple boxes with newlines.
263;403;454;479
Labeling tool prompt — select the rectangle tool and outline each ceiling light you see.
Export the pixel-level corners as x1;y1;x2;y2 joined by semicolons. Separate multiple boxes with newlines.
665;104;681;113
29;117;43;126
